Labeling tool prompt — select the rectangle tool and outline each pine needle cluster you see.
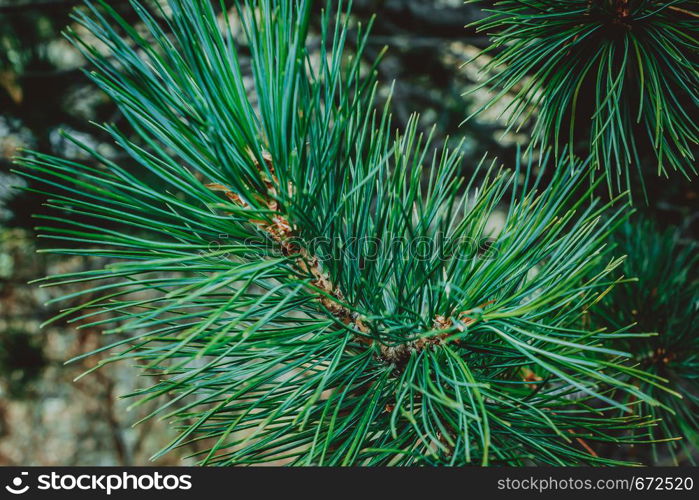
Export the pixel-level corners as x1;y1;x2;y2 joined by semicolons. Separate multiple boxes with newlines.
467;0;698;193
591;217;699;464
13;0;687;465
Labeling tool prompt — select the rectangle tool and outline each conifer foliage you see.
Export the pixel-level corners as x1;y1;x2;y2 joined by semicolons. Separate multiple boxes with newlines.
467;0;699;192
592;218;699;464
15;0;676;465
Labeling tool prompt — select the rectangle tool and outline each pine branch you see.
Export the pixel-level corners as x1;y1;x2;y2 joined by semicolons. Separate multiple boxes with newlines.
465;0;699;197
14;0;671;465
591;217;699;464
203;143;494;368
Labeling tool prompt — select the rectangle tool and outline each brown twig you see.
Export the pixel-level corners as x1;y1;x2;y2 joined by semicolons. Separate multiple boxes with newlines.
667;5;699;19
568;429;599;458
206;154;489;366
206;153;370;334
615;0;630;18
